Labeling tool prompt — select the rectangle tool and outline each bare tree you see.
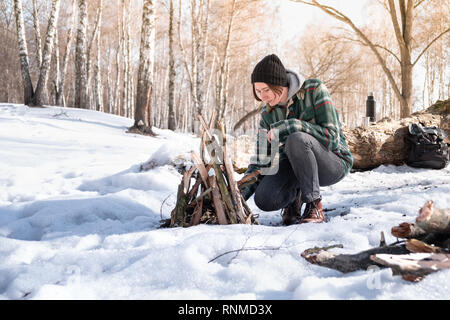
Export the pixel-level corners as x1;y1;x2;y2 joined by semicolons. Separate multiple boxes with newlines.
13;0;60;107
32;0;61;107
32;0;43;68
415;0;449;106
177;0;210;133
85;0;103;110
167;0;177;130
292;0;450;118
56;0;76;106
13;0;34;105
74;0;87;109
215;0;236;125
130;0;156;135
1;1;21;102
93;0;104;112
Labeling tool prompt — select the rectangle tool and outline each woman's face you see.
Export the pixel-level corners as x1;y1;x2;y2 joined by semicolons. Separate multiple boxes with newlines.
254;82;281;107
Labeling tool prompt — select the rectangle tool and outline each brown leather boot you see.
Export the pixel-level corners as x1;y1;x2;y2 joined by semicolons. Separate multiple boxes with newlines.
281;191;302;226
299;198;325;224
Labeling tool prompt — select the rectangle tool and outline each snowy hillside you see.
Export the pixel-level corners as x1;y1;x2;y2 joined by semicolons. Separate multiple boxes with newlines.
0;103;449;300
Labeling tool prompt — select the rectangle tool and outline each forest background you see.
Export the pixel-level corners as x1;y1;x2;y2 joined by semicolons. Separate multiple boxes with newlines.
1;0;449;136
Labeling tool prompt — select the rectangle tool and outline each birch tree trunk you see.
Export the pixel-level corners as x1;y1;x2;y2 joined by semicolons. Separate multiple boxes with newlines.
32;0;42;70
121;0;128;117
53;27;60;104
106;47;113;113
215;0;236;125
167;0;176;130
178;0;195;122
32;0;60;107
126;5;132;117
177;0;210;134
190;0;199;133
32;0;49;104
74;0;87;109
56;0;76;106
86;0;103;110
13;0;34;105
113;0;122;115
130;0;155;135
93;0;104;112
195;0;209;121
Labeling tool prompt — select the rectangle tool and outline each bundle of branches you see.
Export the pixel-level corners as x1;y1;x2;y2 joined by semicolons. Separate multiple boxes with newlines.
161;112;258;228
301;200;449;282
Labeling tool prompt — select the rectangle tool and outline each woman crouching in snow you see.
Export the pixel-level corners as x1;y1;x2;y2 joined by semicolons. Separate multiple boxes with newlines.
240;54;353;225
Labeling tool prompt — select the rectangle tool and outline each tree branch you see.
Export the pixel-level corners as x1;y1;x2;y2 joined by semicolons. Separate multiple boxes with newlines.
331;34;402;64
388;0;406;49
412;27;450;67
233;103;264;132
291;0;404;107
414;0;426;9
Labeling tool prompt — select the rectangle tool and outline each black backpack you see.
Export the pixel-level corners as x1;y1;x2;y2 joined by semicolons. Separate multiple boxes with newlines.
405;123;449;169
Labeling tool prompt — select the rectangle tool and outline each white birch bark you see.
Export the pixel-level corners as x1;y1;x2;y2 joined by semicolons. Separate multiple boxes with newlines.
53;26;60;104
33;0;60;107
93;0;104;112
113;0;122;115
13;0;34;105
216;0;236;123
196;0;210;116
133;0;155;132
56;0;76;106
86;0;102;109
106;47;113;113
32;0;43;67
74;0;87;109
126;3;132;117
167;0;176;130
121;0;128;117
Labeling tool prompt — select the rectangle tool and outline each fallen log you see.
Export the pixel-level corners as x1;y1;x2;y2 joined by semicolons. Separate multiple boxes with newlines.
416;200;450;233
370;253;450;282
405;238;447;254
391;200;450;249
301;243;408;273
342;100;448;170
391;222;426;239
301;200;450;282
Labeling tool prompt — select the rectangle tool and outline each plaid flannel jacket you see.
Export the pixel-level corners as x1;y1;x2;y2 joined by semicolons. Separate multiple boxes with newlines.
241;79;353;200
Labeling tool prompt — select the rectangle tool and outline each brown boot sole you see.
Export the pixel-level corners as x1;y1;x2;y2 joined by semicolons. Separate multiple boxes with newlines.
298;217;325;224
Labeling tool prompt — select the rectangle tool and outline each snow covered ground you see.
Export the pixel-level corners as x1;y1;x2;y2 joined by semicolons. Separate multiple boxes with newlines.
0;103;449;300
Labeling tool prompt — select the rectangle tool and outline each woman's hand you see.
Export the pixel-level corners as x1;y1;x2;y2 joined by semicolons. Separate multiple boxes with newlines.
267;128;275;143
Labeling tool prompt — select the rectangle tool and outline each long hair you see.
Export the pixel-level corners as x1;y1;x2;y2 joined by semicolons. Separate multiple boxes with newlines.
252;83;284;101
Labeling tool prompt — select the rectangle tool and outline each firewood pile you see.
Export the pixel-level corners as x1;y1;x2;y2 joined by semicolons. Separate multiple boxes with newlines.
301;200;450;282
160;112;258;228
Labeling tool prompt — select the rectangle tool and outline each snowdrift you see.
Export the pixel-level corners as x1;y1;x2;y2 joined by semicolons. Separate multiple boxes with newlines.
0;104;449;299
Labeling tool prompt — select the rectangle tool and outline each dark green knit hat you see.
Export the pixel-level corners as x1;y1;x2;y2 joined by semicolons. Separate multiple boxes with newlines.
251;54;288;86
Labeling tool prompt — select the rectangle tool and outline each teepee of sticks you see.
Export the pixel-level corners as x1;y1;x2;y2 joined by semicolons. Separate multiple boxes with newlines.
161;112;258;228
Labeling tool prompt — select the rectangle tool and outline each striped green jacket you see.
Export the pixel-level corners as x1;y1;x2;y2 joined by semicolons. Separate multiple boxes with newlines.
242;79;353;200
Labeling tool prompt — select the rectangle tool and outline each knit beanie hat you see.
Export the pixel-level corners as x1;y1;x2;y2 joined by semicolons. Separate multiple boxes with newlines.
251;54;288;86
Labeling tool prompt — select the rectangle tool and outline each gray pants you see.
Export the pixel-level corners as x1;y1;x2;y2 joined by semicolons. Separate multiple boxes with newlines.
254;132;346;211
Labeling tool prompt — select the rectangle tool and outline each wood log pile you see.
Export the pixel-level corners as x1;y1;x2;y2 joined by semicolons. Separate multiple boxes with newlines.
301;200;450;282
161;112;258;228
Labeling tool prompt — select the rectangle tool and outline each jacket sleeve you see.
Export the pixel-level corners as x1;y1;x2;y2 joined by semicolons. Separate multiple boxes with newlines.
268;83;341;151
